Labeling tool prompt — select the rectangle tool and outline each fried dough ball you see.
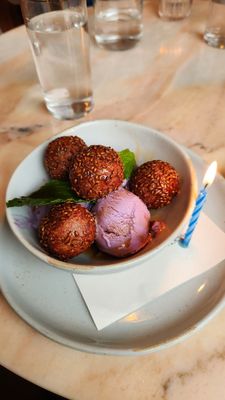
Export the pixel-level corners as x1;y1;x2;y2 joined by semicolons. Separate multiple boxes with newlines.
129;160;180;209
69;145;124;200
39;203;96;260
44;136;87;180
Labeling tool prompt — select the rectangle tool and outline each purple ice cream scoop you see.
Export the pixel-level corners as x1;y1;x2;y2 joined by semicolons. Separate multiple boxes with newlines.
93;188;151;257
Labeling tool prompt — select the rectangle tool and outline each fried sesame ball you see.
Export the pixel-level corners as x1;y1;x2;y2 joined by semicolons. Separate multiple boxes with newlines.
38;203;96;261
44;136;87;180
69;145;124;200
129;160;180;209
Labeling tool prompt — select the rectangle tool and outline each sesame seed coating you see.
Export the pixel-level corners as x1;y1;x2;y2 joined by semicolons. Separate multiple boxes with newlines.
69;145;124;200
38;203;96;261
44;136;87;180
129;160;180;209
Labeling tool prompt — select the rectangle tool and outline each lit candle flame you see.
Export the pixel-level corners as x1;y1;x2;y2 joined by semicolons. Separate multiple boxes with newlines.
203;161;217;189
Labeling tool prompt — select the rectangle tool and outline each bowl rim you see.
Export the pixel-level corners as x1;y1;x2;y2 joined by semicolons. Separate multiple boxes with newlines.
5;119;197;274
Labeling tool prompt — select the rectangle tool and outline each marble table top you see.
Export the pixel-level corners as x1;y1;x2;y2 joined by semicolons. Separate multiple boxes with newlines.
0;1;225;398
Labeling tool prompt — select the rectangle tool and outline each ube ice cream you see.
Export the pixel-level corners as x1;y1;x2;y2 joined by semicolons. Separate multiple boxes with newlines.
93;188;151;257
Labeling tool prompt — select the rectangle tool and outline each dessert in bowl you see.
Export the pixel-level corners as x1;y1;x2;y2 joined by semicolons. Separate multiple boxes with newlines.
5;120;197;273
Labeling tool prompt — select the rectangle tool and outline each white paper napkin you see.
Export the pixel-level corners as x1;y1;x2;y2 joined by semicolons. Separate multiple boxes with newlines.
73;213;225;330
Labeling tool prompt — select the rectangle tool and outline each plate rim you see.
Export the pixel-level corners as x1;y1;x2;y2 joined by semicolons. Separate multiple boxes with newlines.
1;275;225;356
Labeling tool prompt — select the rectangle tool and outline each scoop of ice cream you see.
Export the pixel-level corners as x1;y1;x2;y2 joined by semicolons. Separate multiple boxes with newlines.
93;188;151;257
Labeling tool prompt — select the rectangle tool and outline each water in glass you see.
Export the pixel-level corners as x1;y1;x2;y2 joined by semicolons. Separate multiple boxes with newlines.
94;0;143;50
27;10;93;119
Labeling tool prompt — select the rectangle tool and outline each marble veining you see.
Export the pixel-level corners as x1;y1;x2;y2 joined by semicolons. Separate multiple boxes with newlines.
0;124;44;142
0;1;225;399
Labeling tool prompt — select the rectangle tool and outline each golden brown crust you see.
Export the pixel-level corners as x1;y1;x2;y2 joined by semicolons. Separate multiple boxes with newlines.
39;203;96;260
129;160;180;209
69;145;124;200
44;136;87;180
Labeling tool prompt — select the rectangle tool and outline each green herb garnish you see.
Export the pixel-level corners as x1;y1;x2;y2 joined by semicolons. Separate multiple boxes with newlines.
6;180;86;208
119;149;136;179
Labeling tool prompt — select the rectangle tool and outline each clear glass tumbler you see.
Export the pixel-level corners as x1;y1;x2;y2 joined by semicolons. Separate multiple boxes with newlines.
158;0;192;20
204;0;225;48
20;0;94;120
93;0;143;50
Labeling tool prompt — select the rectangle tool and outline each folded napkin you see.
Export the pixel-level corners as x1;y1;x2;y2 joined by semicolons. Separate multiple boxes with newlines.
73;213;225;330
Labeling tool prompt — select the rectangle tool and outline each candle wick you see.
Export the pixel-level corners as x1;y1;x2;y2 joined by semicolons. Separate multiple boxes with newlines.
203;183;209;190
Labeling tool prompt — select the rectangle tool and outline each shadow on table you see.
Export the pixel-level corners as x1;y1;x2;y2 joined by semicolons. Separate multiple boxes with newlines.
0;366;67;400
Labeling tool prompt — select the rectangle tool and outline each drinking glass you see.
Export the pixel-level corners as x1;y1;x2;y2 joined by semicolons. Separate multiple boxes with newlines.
204;0;225;49
93;0;143;50
20;0;94;120
158;0;192;20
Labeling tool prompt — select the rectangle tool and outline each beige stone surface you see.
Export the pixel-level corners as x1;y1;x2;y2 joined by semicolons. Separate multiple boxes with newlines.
0;1;225;399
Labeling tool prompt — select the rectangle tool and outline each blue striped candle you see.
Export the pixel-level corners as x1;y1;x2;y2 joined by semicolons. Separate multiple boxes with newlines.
180;161;217;248
180;189;207;247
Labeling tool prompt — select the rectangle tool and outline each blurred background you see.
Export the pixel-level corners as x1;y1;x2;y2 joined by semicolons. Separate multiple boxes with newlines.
0;365;66;399
0;0;94;32
0;0;23;32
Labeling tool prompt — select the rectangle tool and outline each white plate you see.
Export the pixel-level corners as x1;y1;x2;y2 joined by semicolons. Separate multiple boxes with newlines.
0;149;225;356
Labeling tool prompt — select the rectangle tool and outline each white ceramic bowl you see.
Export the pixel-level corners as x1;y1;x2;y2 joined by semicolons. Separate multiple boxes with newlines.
6;120;197;273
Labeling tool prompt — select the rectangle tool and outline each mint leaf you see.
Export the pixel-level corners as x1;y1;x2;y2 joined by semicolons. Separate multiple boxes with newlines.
6;180;87;208
119;149;136;179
